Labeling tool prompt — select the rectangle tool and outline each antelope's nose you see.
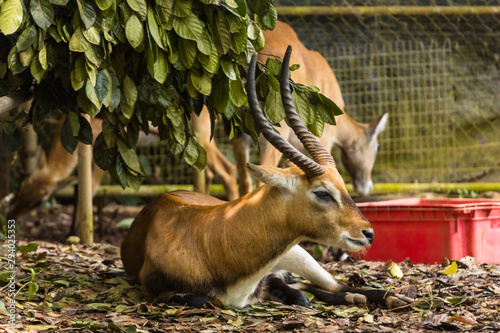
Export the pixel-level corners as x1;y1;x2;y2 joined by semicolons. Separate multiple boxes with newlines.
362;229;374;244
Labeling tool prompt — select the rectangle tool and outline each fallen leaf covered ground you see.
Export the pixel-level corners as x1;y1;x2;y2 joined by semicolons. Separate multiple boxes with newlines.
1;203;500;332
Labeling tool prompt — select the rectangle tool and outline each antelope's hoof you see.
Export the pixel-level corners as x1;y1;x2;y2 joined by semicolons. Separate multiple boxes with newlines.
346;293;367;306
386;294;413;309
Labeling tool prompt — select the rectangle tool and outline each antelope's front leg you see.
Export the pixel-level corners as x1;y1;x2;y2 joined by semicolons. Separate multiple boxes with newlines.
273;245;413;309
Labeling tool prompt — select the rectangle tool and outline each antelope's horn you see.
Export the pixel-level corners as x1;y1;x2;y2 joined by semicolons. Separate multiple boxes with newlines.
280;45;336;168
247;52;325;178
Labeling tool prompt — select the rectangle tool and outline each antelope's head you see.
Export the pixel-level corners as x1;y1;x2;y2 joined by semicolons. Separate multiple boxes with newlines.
247;46;374;253
339;113;388;197
8;166;76;218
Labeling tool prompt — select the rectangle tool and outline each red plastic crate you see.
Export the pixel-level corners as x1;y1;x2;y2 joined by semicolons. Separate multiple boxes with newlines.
357;198;500;264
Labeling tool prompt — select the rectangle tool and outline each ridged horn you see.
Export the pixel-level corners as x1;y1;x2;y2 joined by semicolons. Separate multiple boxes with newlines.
280;45;336;167
247;52;325;178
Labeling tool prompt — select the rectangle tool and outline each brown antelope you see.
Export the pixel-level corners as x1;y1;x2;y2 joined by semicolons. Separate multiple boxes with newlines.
200;21;388;198
120;47;411;309
5;115;159;219
6;116;105;218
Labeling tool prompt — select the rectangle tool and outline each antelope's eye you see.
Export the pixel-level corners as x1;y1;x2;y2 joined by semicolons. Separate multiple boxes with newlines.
313;190;335;203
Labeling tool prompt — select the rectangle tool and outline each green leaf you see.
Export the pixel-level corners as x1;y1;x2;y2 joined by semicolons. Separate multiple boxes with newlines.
60;117;78;154
198;43;219;74
152;49;168;83
117;139;143;175
93;133;116;170
258;3;277;30
210;74;229;114
147;5;163;49
172;12;204;41
68;111;80;136
69;27;90;52
126;0;147;20
247;0;270;16
115;217;134;229
30;0;54;31
95;70;110;102
78;115;93;145
230;25;247;54
213;12;230;54
196;29;212;56
30;54;45;83
82;25;101;45
172;0;190;17
184;138;207;171
17;242;38;253
264;89;285;124
77;0;96;30
85;79;101;110
95;0;113;11
123;75;137;106
28;281;39;301
232;0;247;17
71;55;86;91
190;70;211;96
292;90;310;126
7;47;27;74
16;25;38;51
229;76;246;107
266;58;281;77
19;46;34;67
0;0;24;35
178;38;196;69
267;74;279;92
220;59;236;80
125;14;144;49
184;137;199;166
38;45;48;70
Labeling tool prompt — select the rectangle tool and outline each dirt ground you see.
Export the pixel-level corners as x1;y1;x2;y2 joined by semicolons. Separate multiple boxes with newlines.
2;195;500;332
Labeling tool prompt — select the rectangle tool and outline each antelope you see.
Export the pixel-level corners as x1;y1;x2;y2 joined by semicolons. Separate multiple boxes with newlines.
200;21;388;198
120;47;411;309
5;115;160;219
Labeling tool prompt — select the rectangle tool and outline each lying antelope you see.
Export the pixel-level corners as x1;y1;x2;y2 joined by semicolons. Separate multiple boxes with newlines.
120;47;411;309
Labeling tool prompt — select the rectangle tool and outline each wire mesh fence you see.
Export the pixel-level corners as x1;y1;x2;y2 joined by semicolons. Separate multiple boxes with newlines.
132;1;500;188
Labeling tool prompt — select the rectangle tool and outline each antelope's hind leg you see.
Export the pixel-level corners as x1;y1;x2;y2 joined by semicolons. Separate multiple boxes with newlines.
260;274;309;306
142;269;211;308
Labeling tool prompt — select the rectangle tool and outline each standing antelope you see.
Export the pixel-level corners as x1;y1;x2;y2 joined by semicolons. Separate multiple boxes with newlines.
120;47;411;309
5;116;159;219
201;21;388;198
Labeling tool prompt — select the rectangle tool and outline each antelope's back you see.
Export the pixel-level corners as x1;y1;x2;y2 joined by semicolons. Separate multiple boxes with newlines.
120;191;225;279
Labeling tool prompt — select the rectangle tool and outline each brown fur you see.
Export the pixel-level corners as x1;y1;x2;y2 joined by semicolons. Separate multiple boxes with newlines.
121;164;373;307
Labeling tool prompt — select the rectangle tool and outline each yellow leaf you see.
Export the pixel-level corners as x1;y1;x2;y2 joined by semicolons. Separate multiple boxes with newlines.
390;262;403;278
444;261;458;274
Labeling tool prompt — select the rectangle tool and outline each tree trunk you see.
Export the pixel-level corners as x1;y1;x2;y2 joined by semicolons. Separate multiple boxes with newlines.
77;114;94;245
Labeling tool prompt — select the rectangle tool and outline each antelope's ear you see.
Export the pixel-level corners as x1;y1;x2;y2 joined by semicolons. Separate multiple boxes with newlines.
246;163;291;189
368;112;389;138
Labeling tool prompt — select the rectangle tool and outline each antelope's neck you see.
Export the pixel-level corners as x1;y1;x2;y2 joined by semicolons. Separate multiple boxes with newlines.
202;187;300;273
331;113;361;148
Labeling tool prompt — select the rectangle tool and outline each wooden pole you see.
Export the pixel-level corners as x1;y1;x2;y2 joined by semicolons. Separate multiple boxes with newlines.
20;100;38;176
276;6;500;17
77;114;94;245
